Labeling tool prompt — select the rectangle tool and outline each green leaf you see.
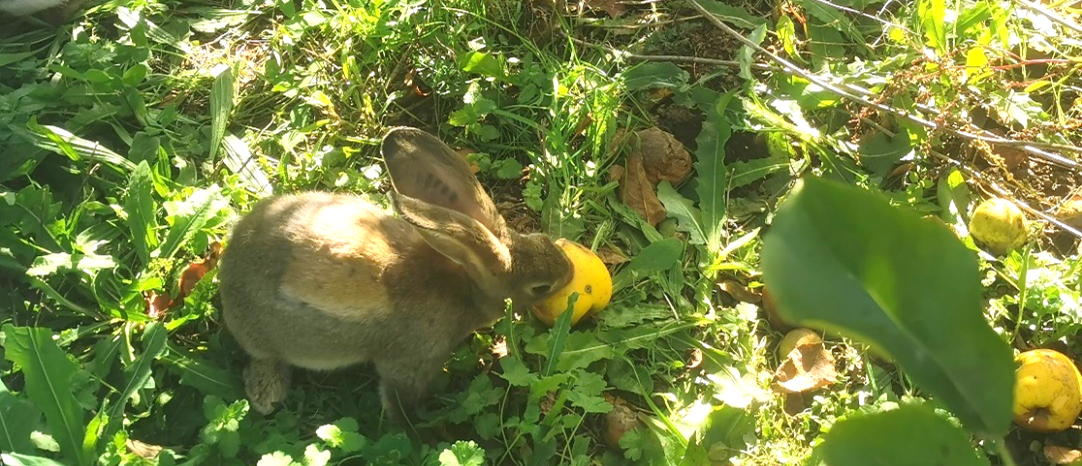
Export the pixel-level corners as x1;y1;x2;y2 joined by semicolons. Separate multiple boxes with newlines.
256;452;302;466
920;0;947;54
814;405;989;466
160;344;242;400
0;381;40;454
692;0;767;29
124;161;158;265
1;325;90;466
315;418;368;453
857;128;913;177
26;253;115;277
544;296;576;376
458;51;506;81
0;453;70;466
694;92;734;255
760;178;1013;436
627;238;684;275
566;372;612;414
621;62;689;91
498;356;538;387
156;187;229;260
438;440;485;466
656;182;706;245
738;25;767;81
18;121;135;175
222;134;272;196
210;65;234;162
106;323;167;437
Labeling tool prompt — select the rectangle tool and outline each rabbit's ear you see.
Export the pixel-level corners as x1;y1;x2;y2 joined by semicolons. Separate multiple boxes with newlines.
391;192;513;288
381;127;510;243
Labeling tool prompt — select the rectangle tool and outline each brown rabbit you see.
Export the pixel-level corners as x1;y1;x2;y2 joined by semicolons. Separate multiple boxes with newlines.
218;127;572;421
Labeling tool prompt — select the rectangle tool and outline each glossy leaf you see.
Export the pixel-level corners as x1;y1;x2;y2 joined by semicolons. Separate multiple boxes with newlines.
813;405;988;466
1;325;90;466
761;178;1012;436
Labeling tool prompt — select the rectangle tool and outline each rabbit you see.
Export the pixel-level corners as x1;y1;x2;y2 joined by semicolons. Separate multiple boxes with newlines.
218;126;573;421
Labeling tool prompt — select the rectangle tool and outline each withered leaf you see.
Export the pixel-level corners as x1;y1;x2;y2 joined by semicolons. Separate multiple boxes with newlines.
636;127;693;185
145;291;173;319
126;439;163;459
603;393;641;447
717;280;761;303
619;152;667;226
583;0;625;18
773;341;838;393
596;246;629;266
1044;445;1082;465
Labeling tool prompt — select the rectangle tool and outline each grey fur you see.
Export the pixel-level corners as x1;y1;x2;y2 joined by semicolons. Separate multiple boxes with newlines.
218;127;572;421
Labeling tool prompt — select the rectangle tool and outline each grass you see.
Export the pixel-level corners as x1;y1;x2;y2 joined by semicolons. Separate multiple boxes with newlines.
2;0;1082;464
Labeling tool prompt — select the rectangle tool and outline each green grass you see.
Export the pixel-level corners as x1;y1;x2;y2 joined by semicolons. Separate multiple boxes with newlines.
2;0;1082;464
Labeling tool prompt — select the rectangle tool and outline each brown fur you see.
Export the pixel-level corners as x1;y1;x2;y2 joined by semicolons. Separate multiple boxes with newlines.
218;127;572;421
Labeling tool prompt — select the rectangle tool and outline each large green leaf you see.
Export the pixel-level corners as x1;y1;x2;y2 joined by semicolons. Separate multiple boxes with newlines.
812;404;989;466
124;161;158;266
105;323;167;437
209;65;234;162
155;187;229;260
0;453;70;466
694;92;734;256
760;178;1012;436
1;325;90;466
0;380;40;454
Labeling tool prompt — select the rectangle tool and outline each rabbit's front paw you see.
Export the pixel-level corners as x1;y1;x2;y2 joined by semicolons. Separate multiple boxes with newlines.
245;359;291;414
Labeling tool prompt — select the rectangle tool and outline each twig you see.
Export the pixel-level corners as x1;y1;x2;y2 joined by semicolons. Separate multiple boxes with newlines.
685;0;1082;172
569;36;773;70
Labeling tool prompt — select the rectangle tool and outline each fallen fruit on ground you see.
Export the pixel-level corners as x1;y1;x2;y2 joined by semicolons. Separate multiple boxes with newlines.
778;328;822;359
1013;349;1082;432
533;239;613;326
969;198;1027;255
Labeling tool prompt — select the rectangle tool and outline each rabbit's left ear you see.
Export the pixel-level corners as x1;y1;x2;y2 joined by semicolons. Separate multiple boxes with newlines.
381;127;511;244
389;191;512;288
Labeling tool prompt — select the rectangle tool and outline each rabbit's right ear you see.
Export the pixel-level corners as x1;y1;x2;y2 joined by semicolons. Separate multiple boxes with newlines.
381;127;511;244
390;192;512;290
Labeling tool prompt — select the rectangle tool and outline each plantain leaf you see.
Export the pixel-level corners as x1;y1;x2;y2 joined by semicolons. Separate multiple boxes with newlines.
105;323;167;437
0;380;41;454
209;65;234;162
1;325;90;466
811;405;989;466
124;161;158;266
656;182;706;245
761;178;1012;436
694;92;735;257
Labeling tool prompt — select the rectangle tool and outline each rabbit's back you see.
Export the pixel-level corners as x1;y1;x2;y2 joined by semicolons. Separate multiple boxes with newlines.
220;192;425;368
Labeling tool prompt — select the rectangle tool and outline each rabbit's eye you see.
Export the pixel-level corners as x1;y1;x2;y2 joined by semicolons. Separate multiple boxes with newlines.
529;284;552;296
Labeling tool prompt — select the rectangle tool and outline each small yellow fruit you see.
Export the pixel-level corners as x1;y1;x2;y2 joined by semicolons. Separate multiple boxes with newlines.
778;328;822;359
532;239;613;326
1013;349;1082;432
969;198;1027;255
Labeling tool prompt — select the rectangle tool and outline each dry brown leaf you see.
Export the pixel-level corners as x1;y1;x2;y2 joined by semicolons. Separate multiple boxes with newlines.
773;340;837;393
619;152;666;225
717;280;761;303
126;439;163;459
603;393;641;448
144;291;173;320
685;348;703;370
491;335;509;359
596;246;629;266
783;392;806;416
583;0;625;18
636;127;693;184
1044;445;1082;465
177;241;223;298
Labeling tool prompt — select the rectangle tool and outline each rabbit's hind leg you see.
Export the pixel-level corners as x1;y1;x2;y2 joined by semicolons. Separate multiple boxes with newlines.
245;358;292;414
375;356;443;424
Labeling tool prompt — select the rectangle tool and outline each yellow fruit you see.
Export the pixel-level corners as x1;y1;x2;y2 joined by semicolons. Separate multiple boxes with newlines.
969;198;1027;255
1013;349;1082;432
778;328;822;359
532;239;613;326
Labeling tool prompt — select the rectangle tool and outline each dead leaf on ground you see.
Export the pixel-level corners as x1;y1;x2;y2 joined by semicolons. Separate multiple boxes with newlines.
177;241;223;299
1044;445;1082;465
773;340;837;393
636;127;693;184
596;246;629;266
583;0;625;18
144;291;173;319
619;152;667;225
783;392;805;416
603;393;641;448
685;348;704;370
126;439;163;459
717;280;761;303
